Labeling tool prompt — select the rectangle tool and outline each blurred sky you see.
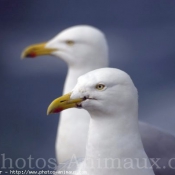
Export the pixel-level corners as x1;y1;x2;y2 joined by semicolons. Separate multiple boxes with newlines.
0;0;175;172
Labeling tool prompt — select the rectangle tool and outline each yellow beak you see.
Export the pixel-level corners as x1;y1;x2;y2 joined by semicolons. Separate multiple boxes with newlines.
21;42;57;59
47;93;83;115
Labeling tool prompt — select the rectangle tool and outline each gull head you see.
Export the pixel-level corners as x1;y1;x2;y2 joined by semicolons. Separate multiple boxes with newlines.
21;25;108;68
47;68;138;117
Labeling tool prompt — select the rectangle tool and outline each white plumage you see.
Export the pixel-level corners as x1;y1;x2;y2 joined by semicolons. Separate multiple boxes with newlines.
48;67;155;175
22;25;175;175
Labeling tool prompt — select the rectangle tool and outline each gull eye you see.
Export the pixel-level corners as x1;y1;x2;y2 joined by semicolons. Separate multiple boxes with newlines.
65;40;74;46
95;84;105;90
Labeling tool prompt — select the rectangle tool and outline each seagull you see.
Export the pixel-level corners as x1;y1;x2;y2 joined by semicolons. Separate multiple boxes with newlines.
47;67;155;175
21;25;108;163
21;25;175;174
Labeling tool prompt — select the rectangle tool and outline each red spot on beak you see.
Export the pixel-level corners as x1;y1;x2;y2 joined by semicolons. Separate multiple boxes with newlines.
53;108;63;113
27;52;37;58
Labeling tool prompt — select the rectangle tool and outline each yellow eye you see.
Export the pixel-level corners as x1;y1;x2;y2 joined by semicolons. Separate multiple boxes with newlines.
65;40;74;46
96;84;105;90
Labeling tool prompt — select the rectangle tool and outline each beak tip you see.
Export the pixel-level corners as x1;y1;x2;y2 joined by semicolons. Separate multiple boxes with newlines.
21;54;25;59
21;49;28;59
47;109;51;115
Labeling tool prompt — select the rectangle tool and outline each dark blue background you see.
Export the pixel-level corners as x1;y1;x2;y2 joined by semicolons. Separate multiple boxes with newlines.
1;0;175;172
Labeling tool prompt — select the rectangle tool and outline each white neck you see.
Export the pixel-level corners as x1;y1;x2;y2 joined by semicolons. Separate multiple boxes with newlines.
78;110;154;175
87;112;141;158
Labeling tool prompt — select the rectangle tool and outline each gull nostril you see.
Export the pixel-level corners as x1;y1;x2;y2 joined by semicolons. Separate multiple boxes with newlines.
83;96;87;100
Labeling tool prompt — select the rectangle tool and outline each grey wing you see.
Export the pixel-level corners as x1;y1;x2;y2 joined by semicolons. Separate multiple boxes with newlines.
139;121;175;175
54;158;84;175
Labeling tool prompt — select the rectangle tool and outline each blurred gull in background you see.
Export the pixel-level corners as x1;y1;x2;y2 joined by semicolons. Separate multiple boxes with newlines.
22;25;175;175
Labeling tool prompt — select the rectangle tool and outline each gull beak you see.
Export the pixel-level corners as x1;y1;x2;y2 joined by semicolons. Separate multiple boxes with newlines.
21;42;57;59
47;93;83;115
